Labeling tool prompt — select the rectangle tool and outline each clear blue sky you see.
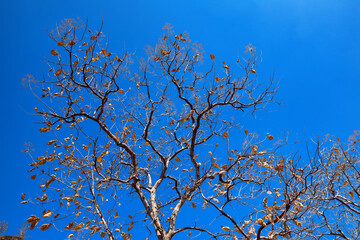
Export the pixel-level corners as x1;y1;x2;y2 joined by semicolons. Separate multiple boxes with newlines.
0;0;359;239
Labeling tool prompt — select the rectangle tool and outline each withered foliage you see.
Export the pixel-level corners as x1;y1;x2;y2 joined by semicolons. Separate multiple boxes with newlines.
23;19;360;240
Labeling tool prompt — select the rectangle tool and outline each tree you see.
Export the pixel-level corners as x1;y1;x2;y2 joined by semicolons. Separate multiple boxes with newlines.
0;220;27;240
23;19;360;240
0;221;8;236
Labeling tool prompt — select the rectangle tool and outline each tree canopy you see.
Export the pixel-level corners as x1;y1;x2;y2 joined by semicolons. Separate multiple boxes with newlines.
23;19;360;240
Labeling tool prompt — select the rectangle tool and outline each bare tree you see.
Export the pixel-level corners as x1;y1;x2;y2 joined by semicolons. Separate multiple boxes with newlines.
23;19;360;240
0;221;8;236
295;134;360;240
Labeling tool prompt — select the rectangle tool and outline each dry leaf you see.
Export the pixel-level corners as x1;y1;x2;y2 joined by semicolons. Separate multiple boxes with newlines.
251;145;258;154
39;223;52;231
221;226;231;231
51;50;59;56
39;127;50;133
128;221;134;231
42;210;52;218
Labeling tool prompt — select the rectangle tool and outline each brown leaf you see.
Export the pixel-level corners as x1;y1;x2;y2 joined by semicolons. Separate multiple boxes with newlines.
57;41;65;46
42;210;52;218
274;164;284;171
27;215;40;230
73;60;79;68
251;145;258;155
56;69;61;77
51;50;59;56
64;222;75;230
210;54;215;61
221;226;231;231
223;132;229;138
27;215;40;223
39;127;50;133
350;191;354;198
128;221;134;231
67;41;76;46
39;223;52;231
73;222;84;230
258;150;267;155
267;135;274;140
47;140;57;145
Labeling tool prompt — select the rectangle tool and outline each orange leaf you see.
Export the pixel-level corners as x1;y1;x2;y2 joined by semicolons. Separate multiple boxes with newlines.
39;127;50;133
128;221;134;231
39;223;52;231
223;132;229;138
51;50;59;56
67;41;76;46
56;69;61;76
57;41;65;46
42;210;52;218
251;145;258;154
47;140;56;145
210;54;215;61
350;191;354;198
267;135;274;140
64;222;75;230
73;60;79;68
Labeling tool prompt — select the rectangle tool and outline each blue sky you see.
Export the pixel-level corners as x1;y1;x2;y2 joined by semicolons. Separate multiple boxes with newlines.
0;0;359;239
